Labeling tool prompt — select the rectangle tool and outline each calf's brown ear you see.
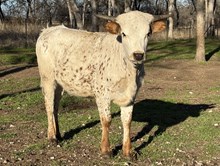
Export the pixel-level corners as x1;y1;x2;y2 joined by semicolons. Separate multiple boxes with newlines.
104;21;121;34
151;21;166;33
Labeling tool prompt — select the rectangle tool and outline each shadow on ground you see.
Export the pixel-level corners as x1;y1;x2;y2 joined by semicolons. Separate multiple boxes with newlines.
0;86;40;99
132;99;214;153
112;99;214;156
42;97;214;157
0;64;37;77
62;111;120;141
205;46;220;61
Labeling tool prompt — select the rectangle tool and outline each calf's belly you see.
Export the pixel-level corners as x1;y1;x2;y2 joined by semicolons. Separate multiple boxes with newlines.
55;74;94;97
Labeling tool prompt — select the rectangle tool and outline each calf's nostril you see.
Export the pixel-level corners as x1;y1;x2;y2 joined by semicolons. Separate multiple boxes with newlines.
133;53;144;61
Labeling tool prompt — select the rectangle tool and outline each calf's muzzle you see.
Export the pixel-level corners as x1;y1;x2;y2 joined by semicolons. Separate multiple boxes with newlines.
133;52;144;61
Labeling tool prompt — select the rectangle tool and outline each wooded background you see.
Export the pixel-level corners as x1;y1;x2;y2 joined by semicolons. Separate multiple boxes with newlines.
0;0;219;61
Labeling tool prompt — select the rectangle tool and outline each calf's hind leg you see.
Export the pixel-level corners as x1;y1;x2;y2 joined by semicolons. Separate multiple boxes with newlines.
96;98;112;156
41;79;63;143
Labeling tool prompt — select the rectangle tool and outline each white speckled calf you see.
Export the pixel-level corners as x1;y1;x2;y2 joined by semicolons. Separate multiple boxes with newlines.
36;11;167;158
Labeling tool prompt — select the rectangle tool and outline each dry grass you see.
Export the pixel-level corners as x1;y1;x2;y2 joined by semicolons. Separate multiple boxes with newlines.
0;22;219;47
0;22;44;47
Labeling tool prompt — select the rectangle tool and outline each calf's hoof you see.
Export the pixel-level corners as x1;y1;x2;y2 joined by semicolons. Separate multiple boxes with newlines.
123;150;138;161
48;138;59;146
48;136;62;146
101;151;113;159
48;132;62;145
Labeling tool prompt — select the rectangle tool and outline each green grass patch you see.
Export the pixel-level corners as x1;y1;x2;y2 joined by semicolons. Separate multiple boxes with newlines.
0;90;43;111
0;47;36;65
0;77;40;94
0;40;219;164
0;133;17;139
147;38;220;62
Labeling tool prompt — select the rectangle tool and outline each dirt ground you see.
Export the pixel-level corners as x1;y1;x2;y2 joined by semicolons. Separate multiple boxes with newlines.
0;59;220;165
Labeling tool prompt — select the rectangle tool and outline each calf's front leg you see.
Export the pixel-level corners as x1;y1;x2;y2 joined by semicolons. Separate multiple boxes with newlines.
120;105;133;157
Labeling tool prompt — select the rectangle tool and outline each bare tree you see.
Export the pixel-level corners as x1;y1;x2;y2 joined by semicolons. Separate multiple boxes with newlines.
107;0;116;16
174;0;179;26
111;0;116;16
195;0;206;62
0;0;6;23
205;0;216;37
91;0;98;31
66;0;74;27
124;0;131;12
108;0;111;16
168;0;175;39
82;0;87;26
25;0;32;47
155;0;168;15
66;0;83;29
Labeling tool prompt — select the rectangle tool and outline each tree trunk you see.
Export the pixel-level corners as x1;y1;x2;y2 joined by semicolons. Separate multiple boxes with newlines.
195;0;206;62
206;0;216;37
108;0;111;16
25;0;31;47
66;0;83;29
91;0;98;32
0;0;5;23
124;0;131;13
66;0;75;28
82;0;87;26
27;0;34;19
168;0;174;39
111;0;116;16
174;0;179;26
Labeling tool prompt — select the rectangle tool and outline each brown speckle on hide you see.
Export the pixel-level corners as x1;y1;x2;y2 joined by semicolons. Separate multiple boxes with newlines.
99;63;103;70
76;69;78;73
63;59;69;65
80;67;83;70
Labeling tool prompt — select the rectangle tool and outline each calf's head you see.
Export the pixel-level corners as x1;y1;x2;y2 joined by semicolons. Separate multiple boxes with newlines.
104;11;167;64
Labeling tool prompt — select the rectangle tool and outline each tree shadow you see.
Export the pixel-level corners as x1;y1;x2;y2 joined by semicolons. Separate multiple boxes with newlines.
0;64;37;77
146;39;196;62
132;99;214;154
62;111;120;141
205;46;220;61
112;99;214;156
0;86;40;99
